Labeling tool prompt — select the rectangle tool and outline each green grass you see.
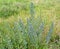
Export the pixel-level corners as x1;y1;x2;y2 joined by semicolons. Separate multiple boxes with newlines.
0;0;30;18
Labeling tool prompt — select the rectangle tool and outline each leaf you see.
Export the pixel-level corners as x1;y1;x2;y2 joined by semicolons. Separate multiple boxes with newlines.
46;22;54;44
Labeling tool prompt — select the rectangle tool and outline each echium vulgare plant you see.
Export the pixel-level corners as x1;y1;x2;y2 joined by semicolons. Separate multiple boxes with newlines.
0;2;54;49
